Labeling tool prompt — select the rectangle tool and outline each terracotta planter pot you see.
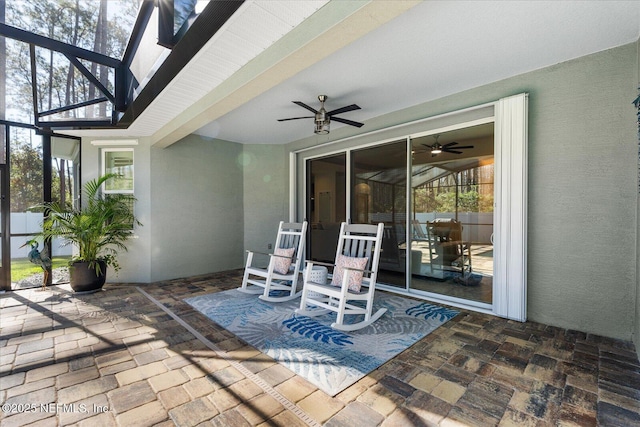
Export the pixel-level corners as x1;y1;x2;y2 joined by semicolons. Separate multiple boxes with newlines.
70;260;107;293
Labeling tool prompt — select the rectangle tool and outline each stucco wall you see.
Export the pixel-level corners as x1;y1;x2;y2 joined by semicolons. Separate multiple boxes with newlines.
287;42;638;340
148;135;244;282
524;44;636;340
81;137;152;284
241;144;289;255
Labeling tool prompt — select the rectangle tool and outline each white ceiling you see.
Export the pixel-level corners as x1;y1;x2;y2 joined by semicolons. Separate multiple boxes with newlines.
72;0;640;146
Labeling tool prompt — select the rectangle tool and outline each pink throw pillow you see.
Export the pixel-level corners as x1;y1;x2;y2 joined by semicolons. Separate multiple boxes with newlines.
273;247;295;274
331;254;368;292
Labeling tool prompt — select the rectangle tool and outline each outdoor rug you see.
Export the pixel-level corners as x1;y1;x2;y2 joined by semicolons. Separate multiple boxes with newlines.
184;289;458;396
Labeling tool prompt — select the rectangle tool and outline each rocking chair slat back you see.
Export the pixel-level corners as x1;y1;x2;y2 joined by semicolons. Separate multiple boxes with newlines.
238;220;308;302
297;222;386;331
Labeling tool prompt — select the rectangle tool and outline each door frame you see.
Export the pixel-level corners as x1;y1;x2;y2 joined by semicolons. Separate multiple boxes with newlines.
291;94;528;321
1;162;8;290
0;120;81;290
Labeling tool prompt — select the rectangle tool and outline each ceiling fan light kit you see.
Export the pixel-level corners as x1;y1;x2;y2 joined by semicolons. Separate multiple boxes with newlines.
422;134;474;156
278;95;363;135
314;119;330;134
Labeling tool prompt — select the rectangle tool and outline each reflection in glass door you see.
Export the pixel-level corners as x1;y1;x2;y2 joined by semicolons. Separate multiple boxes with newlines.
306;154;346;263
409;124;494;304
302;123;495;305
351;140;407;289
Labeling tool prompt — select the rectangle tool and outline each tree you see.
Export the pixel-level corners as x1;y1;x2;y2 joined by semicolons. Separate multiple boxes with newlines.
5;0;137;121
4;0;138;212
9;134;43;212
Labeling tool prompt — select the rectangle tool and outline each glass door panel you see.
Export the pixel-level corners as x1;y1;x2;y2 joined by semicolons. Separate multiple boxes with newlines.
351;140;407;289
10;127;44;289
409;124;494;303
49;135;80;282
306;154;346;263
10;133;79;289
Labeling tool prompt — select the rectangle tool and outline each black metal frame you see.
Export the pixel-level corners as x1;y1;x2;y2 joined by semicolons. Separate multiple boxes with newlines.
0;123;9;290
0;119;81;290
117;0;244;127
0;0;244;132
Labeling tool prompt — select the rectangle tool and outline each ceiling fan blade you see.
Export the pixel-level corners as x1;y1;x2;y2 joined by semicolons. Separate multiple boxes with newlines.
442;142;458;148
293;101;317;114
327;104;360;116
448;145;474;150
331;116;364;128
277;116;314;122
443;149;463;154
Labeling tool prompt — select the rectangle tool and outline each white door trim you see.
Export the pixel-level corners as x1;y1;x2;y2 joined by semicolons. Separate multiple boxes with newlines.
493;93;528;321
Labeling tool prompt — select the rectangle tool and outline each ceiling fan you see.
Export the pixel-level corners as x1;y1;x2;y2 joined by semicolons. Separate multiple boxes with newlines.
421;135;474;156
278;95;364;135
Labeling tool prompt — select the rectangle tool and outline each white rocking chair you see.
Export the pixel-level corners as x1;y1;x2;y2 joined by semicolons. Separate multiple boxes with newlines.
296;222;386;331
238;221;308;302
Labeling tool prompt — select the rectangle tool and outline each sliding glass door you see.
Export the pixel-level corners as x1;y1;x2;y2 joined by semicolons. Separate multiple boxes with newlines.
351;140;407;289
297;94;528;318
409;124;494;304
302;126;495;302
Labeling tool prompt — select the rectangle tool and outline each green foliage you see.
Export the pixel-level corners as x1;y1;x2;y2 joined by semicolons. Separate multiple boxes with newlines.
9;129;73;212
30;174;142;275
9;138;42;212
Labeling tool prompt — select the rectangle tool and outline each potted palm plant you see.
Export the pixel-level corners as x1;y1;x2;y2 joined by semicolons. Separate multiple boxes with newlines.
33;173;141;293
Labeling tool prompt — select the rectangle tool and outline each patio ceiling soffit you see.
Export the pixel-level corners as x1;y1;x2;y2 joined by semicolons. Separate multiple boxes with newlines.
149;0;420;149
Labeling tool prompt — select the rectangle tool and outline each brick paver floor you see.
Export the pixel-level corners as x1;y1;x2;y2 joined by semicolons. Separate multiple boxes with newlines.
1;270;639;426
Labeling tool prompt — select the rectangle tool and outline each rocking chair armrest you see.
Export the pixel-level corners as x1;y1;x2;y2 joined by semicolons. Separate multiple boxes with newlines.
268;252;296;260
342;265;372;275
304;260;371;275
246;249;269;256
245;249;293;260
304;260;334;268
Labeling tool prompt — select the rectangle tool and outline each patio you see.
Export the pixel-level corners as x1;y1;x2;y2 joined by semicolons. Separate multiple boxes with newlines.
1;271;638;426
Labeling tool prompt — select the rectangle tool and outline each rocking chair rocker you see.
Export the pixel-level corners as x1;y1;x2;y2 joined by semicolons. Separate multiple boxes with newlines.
296;222;386;331
238;221;308;302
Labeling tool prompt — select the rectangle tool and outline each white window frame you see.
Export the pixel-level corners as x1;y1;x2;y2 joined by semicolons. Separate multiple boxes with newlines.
101;148;135;194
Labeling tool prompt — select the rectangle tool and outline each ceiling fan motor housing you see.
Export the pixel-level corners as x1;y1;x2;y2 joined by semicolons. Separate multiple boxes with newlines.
278;94;361;135
314;95;330;134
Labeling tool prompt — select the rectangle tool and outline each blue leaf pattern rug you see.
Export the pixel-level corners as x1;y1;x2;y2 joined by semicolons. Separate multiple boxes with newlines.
184;289;458;396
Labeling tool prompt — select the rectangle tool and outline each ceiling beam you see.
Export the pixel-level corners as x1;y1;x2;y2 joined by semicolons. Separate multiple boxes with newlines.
117;0;245;127
0;23;120;68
